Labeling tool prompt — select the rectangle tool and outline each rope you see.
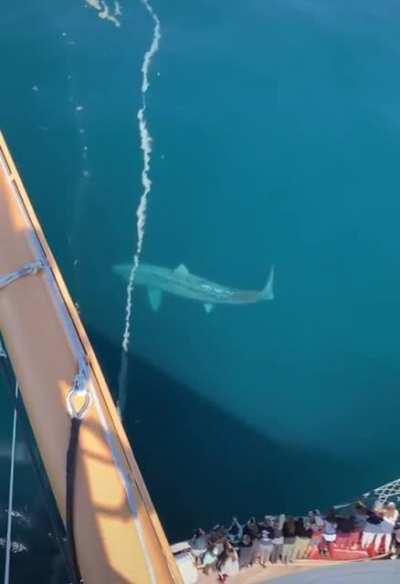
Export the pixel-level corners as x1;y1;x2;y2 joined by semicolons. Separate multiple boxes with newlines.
66;416;83;584
0;260;44;290
4;381;18;584
65;364;92;584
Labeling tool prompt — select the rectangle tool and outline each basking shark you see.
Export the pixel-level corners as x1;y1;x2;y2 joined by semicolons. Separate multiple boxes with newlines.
113;262;274;313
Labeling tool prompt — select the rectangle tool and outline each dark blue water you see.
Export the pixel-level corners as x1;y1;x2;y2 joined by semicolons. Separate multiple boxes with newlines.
1;0;400;566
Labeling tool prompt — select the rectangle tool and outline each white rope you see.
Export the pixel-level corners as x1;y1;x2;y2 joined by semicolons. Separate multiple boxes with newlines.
4;381;18;584
0;260;44;290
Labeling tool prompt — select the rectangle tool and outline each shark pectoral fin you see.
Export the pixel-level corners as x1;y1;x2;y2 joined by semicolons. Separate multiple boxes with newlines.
174;263;190;277
204;303;214;314
147;288;163;312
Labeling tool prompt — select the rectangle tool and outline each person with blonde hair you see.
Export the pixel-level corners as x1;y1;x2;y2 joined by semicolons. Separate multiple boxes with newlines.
375;502;399;555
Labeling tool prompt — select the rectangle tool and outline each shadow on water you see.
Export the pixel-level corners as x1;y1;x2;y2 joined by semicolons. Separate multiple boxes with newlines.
88;328;377;543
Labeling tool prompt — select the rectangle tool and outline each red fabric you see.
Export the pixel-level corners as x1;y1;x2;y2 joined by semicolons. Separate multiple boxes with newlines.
308;531;379;561
335;532;360;549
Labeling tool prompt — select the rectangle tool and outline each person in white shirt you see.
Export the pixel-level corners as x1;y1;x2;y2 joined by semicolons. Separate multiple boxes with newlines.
375;502;399;554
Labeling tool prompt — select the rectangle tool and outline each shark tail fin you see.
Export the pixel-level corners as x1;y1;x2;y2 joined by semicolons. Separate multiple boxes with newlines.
261;265;274;301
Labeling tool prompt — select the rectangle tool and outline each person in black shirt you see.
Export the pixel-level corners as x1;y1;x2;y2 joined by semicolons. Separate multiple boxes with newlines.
293;517;312;559
282;518;296;564
243;517;260;540
238;534;254;568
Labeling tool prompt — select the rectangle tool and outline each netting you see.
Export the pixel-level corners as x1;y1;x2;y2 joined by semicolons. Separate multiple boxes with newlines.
362;478;400;505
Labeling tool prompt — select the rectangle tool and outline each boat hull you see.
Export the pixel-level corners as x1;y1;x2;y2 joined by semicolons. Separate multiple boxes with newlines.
0;132;182;584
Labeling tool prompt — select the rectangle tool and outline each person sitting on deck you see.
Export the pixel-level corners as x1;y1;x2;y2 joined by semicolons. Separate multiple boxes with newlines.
217;541;239;582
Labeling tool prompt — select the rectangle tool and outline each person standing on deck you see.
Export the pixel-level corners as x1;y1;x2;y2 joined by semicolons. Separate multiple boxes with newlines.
352;502;368;533
238;534;254;568
258;524;274;567
375;502;399;554
271;514;285;563
189;528;207;566
227;517;243;544
293;517;312;559
243;517;260;540
319;511;337;558
282;517;296;564
361;502;384;550
217;541;239;582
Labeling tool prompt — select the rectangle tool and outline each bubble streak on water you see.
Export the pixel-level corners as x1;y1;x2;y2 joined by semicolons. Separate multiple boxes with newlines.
118;0;161;412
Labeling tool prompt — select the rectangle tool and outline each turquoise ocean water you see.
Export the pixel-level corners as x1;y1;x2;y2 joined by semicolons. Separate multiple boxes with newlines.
2;0;400;578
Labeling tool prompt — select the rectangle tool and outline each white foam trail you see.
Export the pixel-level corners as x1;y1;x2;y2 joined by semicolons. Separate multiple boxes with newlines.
117;0;161;415
85;0;122;27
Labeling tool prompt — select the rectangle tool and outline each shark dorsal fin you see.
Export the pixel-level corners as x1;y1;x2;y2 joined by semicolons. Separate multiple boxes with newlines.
174;263;189;277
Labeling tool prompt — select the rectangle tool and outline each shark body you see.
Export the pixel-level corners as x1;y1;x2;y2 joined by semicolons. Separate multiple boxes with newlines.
113;262;274;313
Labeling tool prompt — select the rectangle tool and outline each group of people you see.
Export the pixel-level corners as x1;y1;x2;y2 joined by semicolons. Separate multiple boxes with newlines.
190;513;316;581
358;500;400;554
188;500;400;581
